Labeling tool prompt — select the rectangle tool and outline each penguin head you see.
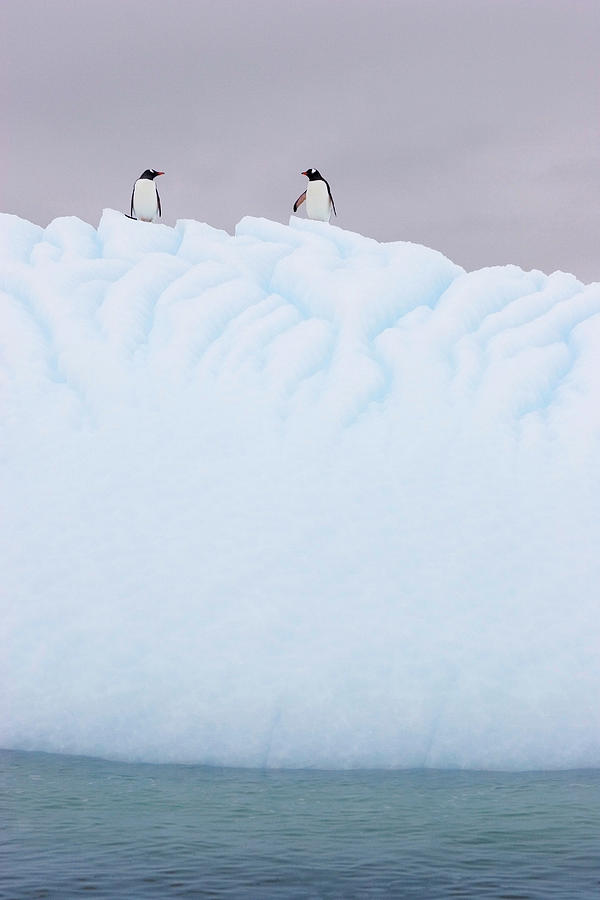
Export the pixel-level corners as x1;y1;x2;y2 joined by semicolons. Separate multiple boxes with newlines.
302;168;323;181
140;169;165;180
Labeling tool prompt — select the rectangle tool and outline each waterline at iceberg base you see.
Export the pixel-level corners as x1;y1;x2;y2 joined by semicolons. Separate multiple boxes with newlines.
1;210;599;770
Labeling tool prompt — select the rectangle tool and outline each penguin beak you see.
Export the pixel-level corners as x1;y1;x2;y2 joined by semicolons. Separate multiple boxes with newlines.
156;171;165;176
301;171;308;176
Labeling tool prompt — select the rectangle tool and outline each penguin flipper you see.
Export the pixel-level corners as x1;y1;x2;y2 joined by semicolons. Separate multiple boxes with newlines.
130;188;135;218
293;191;306;213
325;181;336;216
157;189;162;218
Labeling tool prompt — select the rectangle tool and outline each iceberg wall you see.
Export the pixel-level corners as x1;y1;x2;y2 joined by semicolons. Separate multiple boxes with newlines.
1;209;599;769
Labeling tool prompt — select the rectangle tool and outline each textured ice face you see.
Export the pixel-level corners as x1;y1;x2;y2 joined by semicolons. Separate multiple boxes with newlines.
1;209;599;770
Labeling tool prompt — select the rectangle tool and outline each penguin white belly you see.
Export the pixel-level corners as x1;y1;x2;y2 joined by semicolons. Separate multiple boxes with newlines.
133;180;159;221
305;181;331;222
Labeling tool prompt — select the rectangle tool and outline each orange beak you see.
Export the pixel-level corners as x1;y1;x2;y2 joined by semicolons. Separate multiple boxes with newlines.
156;171;165;176
301;170;308;176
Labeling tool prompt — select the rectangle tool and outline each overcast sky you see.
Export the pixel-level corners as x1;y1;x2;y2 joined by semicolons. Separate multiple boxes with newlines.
2;0;599;280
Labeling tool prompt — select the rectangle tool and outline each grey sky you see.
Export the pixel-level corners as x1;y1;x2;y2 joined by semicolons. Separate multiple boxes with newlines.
2;0;599;280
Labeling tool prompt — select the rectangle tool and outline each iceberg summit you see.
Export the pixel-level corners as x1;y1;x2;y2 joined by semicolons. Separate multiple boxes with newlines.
1;210;599;770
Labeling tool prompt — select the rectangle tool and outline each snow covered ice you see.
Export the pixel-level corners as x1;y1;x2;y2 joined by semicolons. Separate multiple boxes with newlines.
1;209;599;770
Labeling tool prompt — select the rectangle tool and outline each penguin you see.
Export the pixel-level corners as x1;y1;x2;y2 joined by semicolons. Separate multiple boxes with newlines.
293;168;336;222
130;169;164;222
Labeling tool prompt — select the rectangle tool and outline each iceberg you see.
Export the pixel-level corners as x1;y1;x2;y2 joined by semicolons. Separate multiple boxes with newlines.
1;209;599;770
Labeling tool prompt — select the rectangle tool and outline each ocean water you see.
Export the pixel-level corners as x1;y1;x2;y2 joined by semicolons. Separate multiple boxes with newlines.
1;750;598;898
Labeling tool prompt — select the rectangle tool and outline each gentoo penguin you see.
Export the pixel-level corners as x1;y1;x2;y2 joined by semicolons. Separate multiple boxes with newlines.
131;169;164;222
293;168;336;222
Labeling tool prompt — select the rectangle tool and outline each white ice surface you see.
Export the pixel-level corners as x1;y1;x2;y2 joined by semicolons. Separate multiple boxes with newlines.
1;209;599;770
